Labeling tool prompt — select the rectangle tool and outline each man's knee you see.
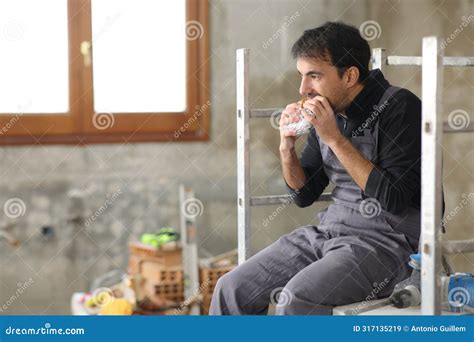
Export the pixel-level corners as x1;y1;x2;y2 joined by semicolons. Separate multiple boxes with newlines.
210;267;249;312
274;279;334;315
213;269;239;298
209;272;234;315
274;268;353;315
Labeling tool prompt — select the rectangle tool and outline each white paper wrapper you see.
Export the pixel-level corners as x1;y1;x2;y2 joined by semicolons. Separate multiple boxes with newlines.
284;112;312;136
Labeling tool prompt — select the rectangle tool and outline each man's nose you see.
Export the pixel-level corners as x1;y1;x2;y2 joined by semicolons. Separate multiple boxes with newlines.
299;78;313;97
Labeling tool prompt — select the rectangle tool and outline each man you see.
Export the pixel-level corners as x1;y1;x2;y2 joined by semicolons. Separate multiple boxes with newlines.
210;21;422;315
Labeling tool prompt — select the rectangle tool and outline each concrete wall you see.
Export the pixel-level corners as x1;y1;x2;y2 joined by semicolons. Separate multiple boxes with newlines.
0;0;472;314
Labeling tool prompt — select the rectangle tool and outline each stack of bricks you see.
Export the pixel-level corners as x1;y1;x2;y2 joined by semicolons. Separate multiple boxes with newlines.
128;242;235;315
199;265;234;315
128;242;184;306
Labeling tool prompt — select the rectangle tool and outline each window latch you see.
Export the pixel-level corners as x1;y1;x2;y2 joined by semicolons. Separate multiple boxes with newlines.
80;41;92;67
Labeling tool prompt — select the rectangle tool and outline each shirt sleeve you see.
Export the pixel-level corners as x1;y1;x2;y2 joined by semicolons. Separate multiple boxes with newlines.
363;89;422;215
286;128;329;208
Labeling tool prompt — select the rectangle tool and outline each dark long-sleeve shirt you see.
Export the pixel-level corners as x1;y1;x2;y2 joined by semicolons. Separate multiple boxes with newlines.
287;69;423;215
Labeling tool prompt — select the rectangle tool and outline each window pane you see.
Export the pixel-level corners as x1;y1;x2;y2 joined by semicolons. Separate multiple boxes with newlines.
0;0;69;113
92;0;186;113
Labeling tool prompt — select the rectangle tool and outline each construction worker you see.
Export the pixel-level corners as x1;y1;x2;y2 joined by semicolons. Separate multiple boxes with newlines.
210;21;423;315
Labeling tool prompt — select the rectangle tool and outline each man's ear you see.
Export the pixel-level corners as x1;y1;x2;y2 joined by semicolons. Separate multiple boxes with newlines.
344;66;360;88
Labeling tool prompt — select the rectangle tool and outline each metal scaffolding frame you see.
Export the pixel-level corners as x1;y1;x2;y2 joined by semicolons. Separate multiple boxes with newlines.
179;185;200;315
236;36;473;315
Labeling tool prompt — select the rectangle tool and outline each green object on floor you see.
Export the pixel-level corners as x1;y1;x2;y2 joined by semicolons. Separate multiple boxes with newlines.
141;228;180;248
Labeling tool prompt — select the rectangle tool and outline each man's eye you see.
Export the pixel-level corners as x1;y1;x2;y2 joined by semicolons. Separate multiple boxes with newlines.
311;75;321;80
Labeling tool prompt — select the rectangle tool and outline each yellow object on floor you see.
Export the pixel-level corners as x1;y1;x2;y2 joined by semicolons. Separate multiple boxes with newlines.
100;298;133;316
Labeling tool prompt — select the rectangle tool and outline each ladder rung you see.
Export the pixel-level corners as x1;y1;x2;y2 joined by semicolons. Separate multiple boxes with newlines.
249;108;474;133
387;56;474;67
443;239;474;254
387;56;421;66
250;193;332;206
250;108;281;118
443;56;474;67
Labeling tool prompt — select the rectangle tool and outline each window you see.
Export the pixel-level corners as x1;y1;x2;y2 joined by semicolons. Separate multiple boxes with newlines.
0;0;209;145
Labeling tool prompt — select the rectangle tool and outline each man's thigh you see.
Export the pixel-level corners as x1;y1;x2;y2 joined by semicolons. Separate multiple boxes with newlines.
218;225;327;307
277;237;410;314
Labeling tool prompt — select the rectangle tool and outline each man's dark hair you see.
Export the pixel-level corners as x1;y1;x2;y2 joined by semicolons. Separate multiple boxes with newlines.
291;21;371;83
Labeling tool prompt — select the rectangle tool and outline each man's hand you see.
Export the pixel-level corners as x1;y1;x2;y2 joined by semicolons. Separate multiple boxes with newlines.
301;96;343;146
278;102;302;153
300;96;374;191
279;101;307;191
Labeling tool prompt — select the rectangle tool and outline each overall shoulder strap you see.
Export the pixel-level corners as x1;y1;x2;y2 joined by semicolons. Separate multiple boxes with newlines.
377;86;401;108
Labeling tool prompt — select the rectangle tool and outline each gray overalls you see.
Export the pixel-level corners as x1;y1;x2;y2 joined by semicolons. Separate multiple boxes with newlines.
209;87;419;315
